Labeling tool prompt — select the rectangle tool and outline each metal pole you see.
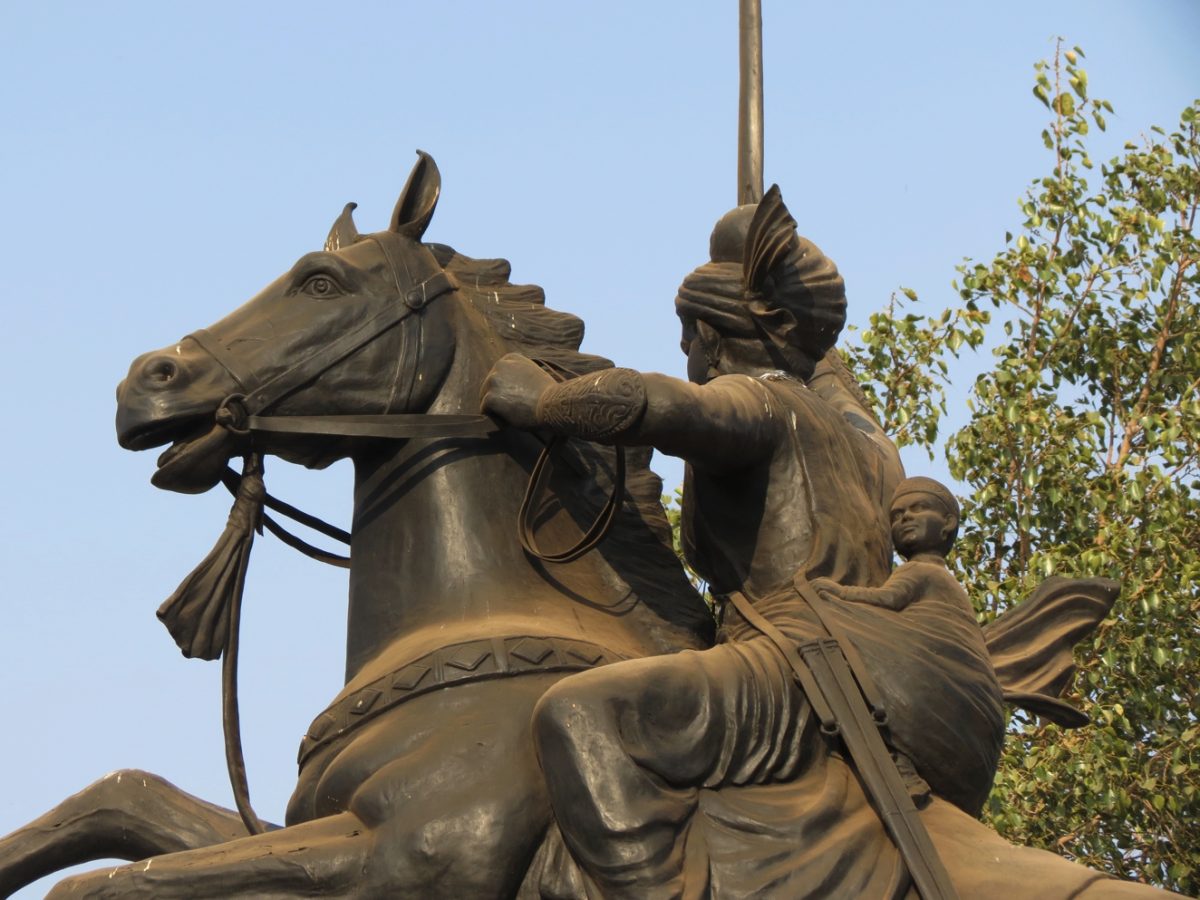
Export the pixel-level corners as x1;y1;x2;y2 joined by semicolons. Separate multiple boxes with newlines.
738;0;764;205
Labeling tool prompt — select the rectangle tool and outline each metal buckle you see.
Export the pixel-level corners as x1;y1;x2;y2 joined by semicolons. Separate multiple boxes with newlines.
215;394;251;435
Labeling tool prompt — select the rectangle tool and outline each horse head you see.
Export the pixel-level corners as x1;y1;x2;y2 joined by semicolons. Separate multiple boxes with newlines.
116;151;457;493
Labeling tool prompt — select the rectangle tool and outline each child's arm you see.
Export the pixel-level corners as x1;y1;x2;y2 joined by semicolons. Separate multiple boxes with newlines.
811;565;923;611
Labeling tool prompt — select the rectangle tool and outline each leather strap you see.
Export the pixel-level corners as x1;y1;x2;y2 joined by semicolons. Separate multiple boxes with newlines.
245;412;498;440
186;244;454;424
728;583;959;900
517;437;625;565
794;573;889;722
240;273;451;417
222;466;350;544
798;639;959;900
187;329;263;395
725;589;839;730
515;359;627;565
219;467;351;569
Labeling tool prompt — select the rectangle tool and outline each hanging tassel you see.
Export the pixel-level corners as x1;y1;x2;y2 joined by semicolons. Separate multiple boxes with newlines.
157;455;265;661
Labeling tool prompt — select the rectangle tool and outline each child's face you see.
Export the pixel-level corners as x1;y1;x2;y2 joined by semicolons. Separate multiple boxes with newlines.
890;493;951;557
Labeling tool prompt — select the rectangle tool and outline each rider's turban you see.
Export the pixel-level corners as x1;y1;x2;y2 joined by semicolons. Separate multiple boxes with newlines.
675;185;846;381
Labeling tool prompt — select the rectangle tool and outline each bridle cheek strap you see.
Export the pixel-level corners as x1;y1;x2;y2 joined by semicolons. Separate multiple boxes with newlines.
184;231;455;432
190;280;454;423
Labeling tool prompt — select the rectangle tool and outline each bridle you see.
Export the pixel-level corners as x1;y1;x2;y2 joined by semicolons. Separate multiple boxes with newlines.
166;232;623;835
187;233;496;450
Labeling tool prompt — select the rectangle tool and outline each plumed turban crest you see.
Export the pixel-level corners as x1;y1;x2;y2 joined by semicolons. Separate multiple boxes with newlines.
675;185;846;381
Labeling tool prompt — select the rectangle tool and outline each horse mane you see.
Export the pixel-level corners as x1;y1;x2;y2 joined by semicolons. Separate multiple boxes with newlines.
428;243;610;374
428;243;715;646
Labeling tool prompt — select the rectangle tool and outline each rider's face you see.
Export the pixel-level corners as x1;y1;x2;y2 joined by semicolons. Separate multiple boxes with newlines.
687;339;712;384
681;319;712;385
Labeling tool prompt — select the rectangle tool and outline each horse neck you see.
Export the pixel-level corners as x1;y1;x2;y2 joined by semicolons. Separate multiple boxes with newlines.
341;302;558;681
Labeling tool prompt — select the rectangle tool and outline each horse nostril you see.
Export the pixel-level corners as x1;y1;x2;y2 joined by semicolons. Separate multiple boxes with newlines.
142;357;179;386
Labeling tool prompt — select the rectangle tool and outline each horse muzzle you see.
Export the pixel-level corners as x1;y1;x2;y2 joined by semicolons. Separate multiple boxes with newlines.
116;352;246;493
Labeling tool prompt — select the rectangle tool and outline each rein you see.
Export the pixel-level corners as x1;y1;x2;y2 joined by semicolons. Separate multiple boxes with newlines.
163;240;623;835
516;360;627;564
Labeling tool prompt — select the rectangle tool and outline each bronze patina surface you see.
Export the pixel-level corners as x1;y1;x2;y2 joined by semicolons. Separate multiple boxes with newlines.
0;153;1179;898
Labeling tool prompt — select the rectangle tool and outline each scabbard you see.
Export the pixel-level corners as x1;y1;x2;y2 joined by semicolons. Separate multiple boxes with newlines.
724;588;959;899
799;639;959;900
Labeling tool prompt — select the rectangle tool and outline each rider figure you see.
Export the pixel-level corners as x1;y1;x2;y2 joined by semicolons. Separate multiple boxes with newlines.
481;186;929;897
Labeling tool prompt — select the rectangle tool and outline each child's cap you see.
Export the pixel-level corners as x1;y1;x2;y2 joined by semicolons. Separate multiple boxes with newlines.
892;477;960;520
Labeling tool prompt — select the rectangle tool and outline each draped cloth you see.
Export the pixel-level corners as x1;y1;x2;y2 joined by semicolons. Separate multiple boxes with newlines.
520;366;1158;898
736;575;1006;818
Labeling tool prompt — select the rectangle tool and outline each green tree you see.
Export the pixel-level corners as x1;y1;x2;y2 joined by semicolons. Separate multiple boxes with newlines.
843;44;1199;893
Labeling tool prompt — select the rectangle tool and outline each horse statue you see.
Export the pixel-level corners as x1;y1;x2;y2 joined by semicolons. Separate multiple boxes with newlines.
0;152;713;898
0;154;1178;899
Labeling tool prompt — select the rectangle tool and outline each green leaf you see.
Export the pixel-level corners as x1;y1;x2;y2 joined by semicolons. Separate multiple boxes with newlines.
1054;92;1077;117
1072;68;1088;99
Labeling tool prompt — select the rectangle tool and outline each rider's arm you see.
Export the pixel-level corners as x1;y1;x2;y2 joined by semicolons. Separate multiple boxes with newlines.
481;354;780;472
625;373;781;471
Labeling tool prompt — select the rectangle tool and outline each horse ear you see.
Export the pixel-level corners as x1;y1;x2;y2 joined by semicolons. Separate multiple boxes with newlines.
743;184;798;295
325;202;360;251
390;150;441;239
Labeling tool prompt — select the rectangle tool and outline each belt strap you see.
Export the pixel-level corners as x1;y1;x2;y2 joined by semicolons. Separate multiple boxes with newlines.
297;635;627;767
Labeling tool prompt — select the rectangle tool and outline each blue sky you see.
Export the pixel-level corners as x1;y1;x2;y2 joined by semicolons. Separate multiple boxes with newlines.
0;2;1196;895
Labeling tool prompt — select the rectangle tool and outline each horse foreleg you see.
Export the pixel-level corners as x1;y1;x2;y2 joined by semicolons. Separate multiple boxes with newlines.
45;812;370;900
0;769;252;897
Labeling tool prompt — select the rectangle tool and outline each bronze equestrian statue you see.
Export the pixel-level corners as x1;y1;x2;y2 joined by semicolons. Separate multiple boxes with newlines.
0;156;1179;898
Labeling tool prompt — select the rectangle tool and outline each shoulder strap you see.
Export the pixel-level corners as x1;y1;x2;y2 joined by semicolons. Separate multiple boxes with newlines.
793;573;889;722
726;590;839;730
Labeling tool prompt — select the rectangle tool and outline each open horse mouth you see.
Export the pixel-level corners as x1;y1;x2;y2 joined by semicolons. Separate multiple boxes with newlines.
119;413;242;494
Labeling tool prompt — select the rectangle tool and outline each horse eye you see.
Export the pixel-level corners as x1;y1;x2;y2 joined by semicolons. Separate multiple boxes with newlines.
301;274;342;298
